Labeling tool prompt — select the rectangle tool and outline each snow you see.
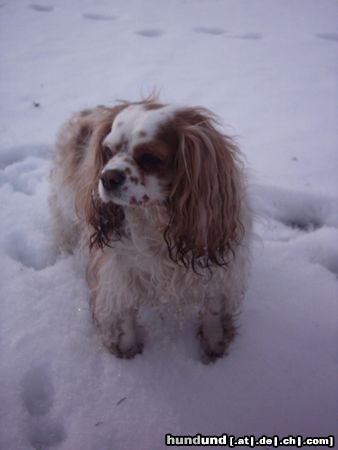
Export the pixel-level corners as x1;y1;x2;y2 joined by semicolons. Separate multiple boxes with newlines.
0;0;337;449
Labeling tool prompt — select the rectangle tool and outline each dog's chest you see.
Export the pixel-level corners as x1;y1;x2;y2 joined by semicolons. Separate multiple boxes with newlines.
114;234;209;310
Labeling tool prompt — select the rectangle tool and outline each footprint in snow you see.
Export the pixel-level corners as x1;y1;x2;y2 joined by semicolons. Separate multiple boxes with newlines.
193;26;225;35
28;420;66;450
0;144;50;169
135;29;164;38
82;12;116;21
316;32;338;42
251;184;338;242
281;218;322;232
229;32;262;40
21;365;66;449
22;366;55;416
29;4;54;12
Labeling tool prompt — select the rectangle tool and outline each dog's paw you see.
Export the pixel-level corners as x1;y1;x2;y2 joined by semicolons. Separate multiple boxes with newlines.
198;314;237;362
102;328;144;359
98;309;144;359
199;335;227;360
108;340;144;359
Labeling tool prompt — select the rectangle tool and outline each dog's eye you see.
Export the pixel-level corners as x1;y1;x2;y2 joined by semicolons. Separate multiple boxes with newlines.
102;145;113;163
137;153;163;171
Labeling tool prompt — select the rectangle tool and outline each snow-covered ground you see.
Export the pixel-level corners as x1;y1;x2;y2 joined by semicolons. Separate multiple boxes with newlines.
0;1;337;449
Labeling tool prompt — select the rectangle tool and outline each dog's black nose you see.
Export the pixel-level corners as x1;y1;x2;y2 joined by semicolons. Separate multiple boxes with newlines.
100;169;126;191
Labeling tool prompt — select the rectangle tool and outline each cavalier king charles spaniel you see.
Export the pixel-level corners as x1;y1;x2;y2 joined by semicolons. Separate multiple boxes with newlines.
49;99;252;360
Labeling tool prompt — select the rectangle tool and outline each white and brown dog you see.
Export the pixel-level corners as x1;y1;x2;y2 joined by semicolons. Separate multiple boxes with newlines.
49;99;252;360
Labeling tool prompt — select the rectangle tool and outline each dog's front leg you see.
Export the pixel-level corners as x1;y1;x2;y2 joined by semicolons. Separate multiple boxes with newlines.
106;308;144;359
198;295;236;361
88;252;144;358
91;298;143;359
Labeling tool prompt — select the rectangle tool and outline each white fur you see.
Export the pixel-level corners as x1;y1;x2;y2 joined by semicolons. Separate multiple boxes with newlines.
103;103;180;149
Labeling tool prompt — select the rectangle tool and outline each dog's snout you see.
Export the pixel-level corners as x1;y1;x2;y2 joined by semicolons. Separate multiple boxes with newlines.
100;169;126;191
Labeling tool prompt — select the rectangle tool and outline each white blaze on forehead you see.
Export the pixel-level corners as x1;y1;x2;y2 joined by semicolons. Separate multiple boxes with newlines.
103;104;180;149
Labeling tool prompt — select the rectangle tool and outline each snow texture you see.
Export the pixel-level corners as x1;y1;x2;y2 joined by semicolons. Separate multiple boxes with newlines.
0;0;337;449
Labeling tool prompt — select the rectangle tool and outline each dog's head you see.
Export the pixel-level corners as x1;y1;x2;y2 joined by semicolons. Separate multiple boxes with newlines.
82;100;244;270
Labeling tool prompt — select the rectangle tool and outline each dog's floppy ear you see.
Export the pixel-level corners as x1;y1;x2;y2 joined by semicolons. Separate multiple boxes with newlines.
165;107;244;271
75;110;125;248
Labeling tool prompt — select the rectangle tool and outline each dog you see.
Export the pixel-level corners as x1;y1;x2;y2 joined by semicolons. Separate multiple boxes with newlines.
49;99;252;360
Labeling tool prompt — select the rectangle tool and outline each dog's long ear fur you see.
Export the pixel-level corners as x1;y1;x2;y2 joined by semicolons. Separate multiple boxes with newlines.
74;107;126;248
165;108;245;271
